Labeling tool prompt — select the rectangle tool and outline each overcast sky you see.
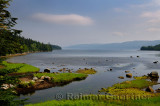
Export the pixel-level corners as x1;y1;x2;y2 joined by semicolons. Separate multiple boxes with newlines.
8;0;160;47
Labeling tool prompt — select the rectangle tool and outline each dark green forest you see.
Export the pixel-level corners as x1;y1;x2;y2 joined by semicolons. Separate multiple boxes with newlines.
141;44;160;51
0;0;61;56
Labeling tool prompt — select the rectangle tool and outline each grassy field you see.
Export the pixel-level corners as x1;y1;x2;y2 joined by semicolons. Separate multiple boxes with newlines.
0;61;39;73
34;73;88;83
76;68;97;74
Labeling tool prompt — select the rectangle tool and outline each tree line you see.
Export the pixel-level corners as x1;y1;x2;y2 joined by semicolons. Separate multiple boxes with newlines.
0;0;61;56
141;44;160;51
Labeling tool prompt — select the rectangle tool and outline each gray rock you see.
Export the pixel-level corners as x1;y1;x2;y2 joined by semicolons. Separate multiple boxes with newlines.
44;76;51;81
44;68;50;73
146;86;154;93
148;71;159;78
126;73;132;78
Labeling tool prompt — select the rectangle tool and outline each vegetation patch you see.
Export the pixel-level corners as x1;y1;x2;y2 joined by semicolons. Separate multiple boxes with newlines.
134;75;149;80
0;61;39;73
34;73;88;83
99;79;156;96
18;81;35;88
76;68;97;74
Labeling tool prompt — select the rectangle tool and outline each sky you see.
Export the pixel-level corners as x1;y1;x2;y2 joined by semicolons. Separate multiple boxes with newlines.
8;0;160;47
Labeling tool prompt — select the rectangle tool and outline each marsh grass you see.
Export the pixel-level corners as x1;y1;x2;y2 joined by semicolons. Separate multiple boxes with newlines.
34;73;88;83
99;79;156;96
76;68;97;74
0;61;39;73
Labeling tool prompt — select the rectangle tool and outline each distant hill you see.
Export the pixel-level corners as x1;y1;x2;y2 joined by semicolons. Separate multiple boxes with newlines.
65;40;160;50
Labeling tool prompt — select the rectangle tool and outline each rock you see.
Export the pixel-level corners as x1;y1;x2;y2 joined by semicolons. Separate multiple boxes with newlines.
108;68;112;71
146;86;154;93
153;61;158;64
137;56;140;58
40;76;45;80
1;84;10;90
118;76;124;79
125;70;130;73
58;69;63;72
156;88;160;92
37;79;44;83
44;68;50;73
44;76;51;81
33;77;38;81
148;71;159;78
126;73;132;78
101;88;106;91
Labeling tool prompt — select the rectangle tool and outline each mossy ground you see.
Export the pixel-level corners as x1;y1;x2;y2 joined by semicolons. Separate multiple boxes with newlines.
76;68;97;74
34;73;88;83
0;61;39;73
99;79;156;97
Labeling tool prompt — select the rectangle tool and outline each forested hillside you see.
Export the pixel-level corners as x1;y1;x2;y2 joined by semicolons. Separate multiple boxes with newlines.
141;44;160;51
0;0;61;56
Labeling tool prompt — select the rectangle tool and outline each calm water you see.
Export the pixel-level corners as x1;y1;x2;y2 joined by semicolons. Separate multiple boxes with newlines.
7;50;160;103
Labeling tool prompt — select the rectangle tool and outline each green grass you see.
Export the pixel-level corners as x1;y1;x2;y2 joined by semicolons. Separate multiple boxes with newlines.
25;78;160;106
76;68;97;74
25;95;160;106
34;73;88;83
99;79;156;96
26;100;118;106
0;61;39;73
113;79;155;89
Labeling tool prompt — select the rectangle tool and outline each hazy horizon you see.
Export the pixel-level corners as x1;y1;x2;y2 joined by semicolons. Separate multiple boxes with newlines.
8;0;160;47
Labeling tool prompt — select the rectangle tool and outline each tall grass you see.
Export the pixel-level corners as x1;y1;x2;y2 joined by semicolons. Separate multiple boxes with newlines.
0;61;39;73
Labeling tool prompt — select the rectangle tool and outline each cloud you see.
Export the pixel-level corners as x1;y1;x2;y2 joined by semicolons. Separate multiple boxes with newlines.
141;10;160;25
147;28;160;32
112;32;127;36
131;0;160;8
141;10;160;18
114;8;128;13
32;13;93;26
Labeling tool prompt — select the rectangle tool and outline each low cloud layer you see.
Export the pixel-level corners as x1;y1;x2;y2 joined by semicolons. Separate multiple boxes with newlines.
112;32;127;36
32;13;93;26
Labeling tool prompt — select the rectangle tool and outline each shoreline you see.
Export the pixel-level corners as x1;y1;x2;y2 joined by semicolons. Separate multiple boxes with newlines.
16;73;87;95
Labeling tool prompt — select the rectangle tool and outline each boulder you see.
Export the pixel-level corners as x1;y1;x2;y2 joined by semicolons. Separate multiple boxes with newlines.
33;77;38;81
118;76;124;79
40;76;45;80
37;79;44;83
44;76;51;81
1;84;9;90
44;68;50;73
153;61;158;64
148;71;159;78
146;86;154;93
125;71;130;73
126;73;132;78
